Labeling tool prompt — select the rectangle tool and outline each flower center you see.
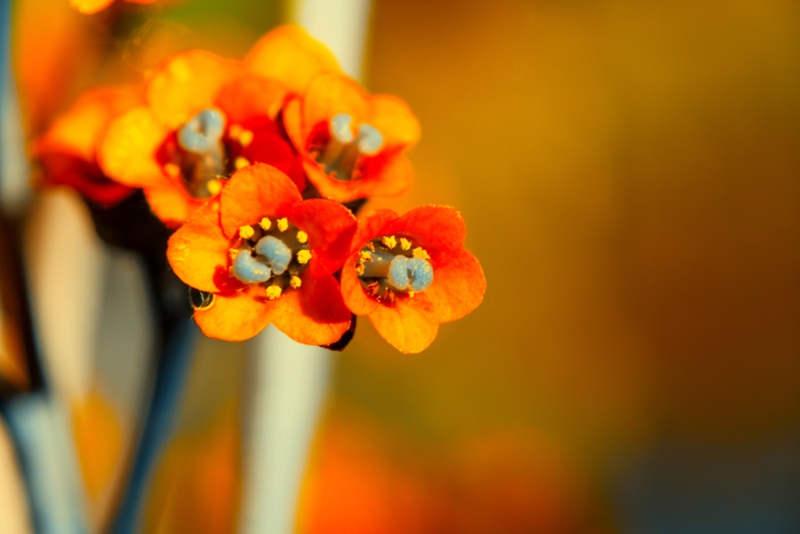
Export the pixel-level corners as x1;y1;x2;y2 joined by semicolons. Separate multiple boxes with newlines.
166;109;257;199
356;235;433;303
230;217;311;300
177;109;227;198
315;113;383;181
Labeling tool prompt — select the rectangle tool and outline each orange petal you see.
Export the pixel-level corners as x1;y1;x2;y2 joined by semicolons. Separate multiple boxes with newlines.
368;299;439;354
166;199;229;292
70;0;113;14
220;163;302;239
99;105;171;188
282;96;305;152
245;25;342;95
366;95;420;151
385;205;467;260
419;249;486;323
146;50;244;129
144;185;200;229
306;153;413;203
214;74;289;123
194;289;270;342
350;209;398;255
37;86;140;162
290;199;356;272
301;74;368;142
268;262;351;346
340;255;378;316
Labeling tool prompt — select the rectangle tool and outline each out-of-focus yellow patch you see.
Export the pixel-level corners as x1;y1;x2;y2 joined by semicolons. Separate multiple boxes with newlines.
71;389;123;503
141;399;241;534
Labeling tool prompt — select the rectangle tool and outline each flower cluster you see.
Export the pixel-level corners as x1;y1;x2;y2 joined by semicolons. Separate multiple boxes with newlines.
37;25;485;353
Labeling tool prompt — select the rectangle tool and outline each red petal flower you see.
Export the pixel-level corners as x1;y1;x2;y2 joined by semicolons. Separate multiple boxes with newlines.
341;206;485;353
36;87;139;206
98;25;339;227
167;164;356;345
283;74;420;203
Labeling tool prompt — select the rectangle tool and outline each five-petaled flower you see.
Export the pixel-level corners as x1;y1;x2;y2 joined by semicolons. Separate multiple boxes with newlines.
167;163;356;345
283;73;420;203
340;206;486;353
98;25;341;227
37;86;139;206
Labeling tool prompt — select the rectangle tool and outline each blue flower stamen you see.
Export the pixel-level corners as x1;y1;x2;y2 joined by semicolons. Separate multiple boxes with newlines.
178;109;226;153
387;255;411;290
318;113;384;180
407;258;434;292
254;235;292;275
232;250;272;284
356;124;383;155
176;108;228;198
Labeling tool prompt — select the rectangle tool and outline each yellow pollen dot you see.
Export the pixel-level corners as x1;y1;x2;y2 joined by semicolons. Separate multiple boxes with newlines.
296;249;312;264
413;247;430;260
408;291;416;298
229;124;243;138
290;276;302;289
259;217;272;231
235;156;250;169
296;230;308;244
239;129;254;147
239;226;255;239
229;248;238;260
266;285;282;300
399;238;412;250
277;218;289;232
164;163;180;178
381;235;397;249
359;251;372;262
355;263;365;275
207;179;222;195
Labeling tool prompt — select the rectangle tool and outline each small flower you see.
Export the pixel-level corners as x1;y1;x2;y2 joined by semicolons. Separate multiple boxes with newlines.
36;87;139;206
283;74;420;203
99;26;339;227
167;163;356;344
340;206;486;353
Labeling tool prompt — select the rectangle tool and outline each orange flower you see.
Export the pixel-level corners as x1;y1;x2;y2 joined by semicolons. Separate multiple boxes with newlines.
36;86;139;206
70;0;156;15
167;164;356;345
283;73;420;203
99;26;341;227
340;206;485;353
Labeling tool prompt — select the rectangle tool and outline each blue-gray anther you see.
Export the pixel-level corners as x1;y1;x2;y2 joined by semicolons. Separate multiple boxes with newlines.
407;258;434;292
319;113;384;179
178;109;226;153
254;235;292;275
387;255;411;290
177;109;227;198
330;113;354;143
232;249;272;284
356;124;383;155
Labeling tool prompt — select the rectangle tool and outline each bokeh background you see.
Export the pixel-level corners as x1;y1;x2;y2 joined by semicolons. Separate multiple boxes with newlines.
9;0;800;532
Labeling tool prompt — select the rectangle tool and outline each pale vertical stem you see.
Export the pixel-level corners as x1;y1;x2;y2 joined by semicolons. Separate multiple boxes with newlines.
2;396;86;534
239;328;332;534
0;417;32;534
238;2;372;534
